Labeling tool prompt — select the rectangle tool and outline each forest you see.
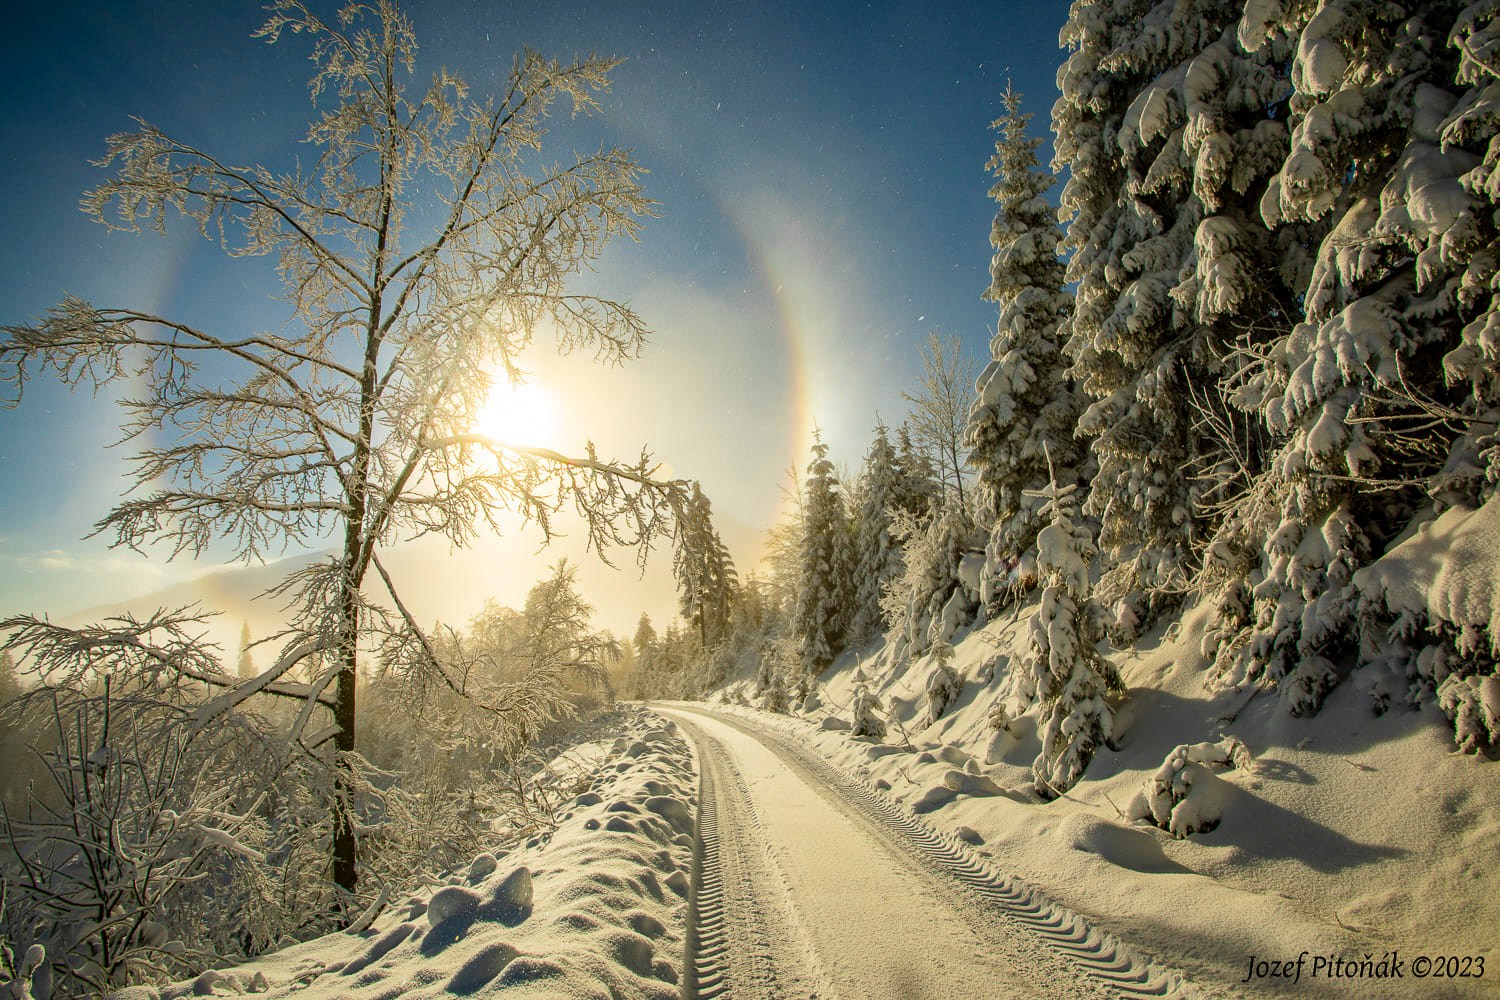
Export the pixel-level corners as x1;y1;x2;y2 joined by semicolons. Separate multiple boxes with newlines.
633;0;1500;778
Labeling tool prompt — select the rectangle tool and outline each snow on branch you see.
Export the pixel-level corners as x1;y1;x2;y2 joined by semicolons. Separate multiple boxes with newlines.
414;434;691;564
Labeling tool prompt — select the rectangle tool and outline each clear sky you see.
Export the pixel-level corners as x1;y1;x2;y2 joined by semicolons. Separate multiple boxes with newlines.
0;1;1069;642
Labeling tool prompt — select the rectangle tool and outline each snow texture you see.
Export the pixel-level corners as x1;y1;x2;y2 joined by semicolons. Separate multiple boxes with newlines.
125;712;694;1000
1354;497;1500;640
711;591;1500;998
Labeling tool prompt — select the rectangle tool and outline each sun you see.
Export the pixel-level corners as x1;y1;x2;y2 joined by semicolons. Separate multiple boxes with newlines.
473;377;562;449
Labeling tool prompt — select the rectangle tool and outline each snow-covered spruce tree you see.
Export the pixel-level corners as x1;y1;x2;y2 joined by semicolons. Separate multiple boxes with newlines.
884;496;980;662
755;461;812;627
1127;736;1253;837
1402;3;1500;750
849;422;906;642
1209;0;1490;718
235;622;255;680
965;84;1082;614
924;641;964;725
1054;0;1299;634
675;483;739;654
630;613;660;697
850;675;887;740
1013;464;1123;797
754;632;802;713
894;422;942;517
791;431;854;676
1443;1;1500;505
0;1;694;900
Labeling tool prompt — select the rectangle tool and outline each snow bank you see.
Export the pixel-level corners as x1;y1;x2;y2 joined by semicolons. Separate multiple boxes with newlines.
717;597;1500;997
123;710;695;1000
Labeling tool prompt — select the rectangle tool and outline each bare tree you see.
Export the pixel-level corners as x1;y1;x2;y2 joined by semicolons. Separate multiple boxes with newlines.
902;331;980;510
0;681;268;995
0;0;691;898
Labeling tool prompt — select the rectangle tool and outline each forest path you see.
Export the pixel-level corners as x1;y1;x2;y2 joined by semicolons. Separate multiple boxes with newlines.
657;704;1188;999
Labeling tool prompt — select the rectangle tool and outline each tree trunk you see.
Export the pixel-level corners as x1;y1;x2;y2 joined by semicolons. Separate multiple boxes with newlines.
332;556;360;898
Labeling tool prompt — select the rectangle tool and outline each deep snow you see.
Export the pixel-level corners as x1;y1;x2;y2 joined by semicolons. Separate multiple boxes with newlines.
102;579;1500;999
716;594;1500;998
108;709;695;1000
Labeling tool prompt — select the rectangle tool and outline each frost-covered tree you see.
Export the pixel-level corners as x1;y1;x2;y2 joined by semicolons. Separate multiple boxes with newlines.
1442;2;1500;501
902;333;981;508
791;431;853;675
358;561;617;896
675;483;739;652
0;680;325;995
850;674;887;740
965;84;1082;612
1055;0;1298;631
759;639;795;714
753;463;810;623
1206;0;1486;715
924;642;964;725
894;422;941;516
883;496;980;662
1011;461;1123;797
633;613;658;660
849;422;906;642
0;1;692;898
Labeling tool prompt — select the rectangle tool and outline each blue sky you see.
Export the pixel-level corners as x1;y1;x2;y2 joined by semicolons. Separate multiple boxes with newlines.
0;1;1069;636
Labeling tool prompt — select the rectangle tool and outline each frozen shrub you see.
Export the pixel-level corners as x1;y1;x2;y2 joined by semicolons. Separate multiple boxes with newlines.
850;684;886;741
924;644;963;725
1128;737;1253;838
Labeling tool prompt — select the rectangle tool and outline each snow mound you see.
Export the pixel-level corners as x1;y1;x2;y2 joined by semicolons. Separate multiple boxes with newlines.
128;709;694;1000
1127;737;1253;839
1053;813;1184;874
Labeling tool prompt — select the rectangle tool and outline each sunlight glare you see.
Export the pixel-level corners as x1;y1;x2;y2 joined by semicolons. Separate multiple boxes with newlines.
473;377;563;449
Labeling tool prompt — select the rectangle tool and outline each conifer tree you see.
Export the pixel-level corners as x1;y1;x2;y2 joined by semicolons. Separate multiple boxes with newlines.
886;496;979;661
965;84;1081;612
236;622;256;680
850;673;886;740
1205;0;1484;716
791;431;853;675
1054;0;1298;632
632;613;658;659
850;422;905;642
675;483;739;651
894;423;941;517
1014;456;1123;797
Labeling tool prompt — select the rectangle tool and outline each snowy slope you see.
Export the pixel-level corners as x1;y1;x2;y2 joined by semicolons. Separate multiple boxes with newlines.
106;545;1500;999
109;711;695;1000
717;597;1499;998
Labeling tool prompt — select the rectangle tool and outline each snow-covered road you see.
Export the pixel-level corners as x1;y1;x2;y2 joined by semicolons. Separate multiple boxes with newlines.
660;705;1175;999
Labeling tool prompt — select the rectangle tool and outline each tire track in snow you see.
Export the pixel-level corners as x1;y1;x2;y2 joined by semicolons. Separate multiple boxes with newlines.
676;711;830;999
672;705;1205;999
667;707;1081;999
681;723;729;998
